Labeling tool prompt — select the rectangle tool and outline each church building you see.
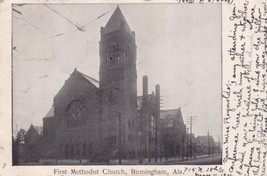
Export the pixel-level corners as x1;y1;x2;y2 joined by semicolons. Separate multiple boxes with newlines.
23;6;186;163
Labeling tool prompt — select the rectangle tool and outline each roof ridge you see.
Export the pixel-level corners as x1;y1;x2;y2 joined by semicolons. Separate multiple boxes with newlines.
73;69;99;88
77;71;99;83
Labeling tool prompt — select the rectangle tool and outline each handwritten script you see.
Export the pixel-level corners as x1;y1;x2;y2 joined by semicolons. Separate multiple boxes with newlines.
223;0;267;175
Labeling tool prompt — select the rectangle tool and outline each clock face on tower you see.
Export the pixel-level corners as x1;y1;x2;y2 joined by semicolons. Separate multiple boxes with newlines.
66;100;85;118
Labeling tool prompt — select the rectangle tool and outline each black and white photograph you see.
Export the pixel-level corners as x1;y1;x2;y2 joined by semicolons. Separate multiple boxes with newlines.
12;3;222;165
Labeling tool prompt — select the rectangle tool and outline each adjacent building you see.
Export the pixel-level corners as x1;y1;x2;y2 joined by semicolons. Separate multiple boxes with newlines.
195;135;217;156
160;108;186;159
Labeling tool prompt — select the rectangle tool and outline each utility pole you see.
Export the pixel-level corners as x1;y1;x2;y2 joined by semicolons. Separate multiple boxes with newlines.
165;133;168;161
190;116;192;158
155;84;160;162
138;130;143;164
208;130;210;156
182;131;185;160
218;135;220;156
148;116;151;163
119;112;122;164
186;116;196;158
159;123;162;162
79;126;82;164
186;128;189;159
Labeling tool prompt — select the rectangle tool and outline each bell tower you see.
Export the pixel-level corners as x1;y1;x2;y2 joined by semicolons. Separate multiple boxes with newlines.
99;6;137;157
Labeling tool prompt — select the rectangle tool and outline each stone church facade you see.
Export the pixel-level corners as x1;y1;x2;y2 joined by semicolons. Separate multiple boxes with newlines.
42;69;101;160
23;6;186;162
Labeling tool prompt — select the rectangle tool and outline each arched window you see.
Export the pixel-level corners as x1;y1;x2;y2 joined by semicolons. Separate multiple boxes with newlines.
66;100;85;118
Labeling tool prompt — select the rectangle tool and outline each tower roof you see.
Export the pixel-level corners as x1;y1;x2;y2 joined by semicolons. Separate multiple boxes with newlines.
103;6;132;35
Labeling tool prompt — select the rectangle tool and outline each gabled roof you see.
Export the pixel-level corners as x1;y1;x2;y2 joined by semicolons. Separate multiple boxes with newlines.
177;107;185;125
54;68;99;101
160;108;186;127
103;6;132;35
45;106;54;117
76;70;99;88
196;135;215;145
71;68;99;88
33;125;43;135
28;124;43;136
160;109;178;119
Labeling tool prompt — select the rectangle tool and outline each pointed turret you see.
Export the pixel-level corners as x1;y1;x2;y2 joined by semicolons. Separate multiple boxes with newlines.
101;6;133;36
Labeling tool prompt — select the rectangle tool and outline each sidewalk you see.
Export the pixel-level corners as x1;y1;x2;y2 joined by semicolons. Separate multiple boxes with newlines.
19;154;221;165
109;154;220;165
147;154;221;165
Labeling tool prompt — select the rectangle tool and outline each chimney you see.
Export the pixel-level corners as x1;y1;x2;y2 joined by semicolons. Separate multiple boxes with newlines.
143;75;148;101
155;84;160;109
155;84;160;162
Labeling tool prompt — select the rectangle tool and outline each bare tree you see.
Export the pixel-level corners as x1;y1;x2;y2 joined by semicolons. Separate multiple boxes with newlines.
13;128;26;165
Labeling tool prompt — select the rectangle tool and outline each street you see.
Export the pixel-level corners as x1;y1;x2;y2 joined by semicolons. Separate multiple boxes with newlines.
163;155;222;165
19;155;222;165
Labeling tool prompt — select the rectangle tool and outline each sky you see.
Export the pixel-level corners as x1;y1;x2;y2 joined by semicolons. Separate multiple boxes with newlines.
12;3;222;141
